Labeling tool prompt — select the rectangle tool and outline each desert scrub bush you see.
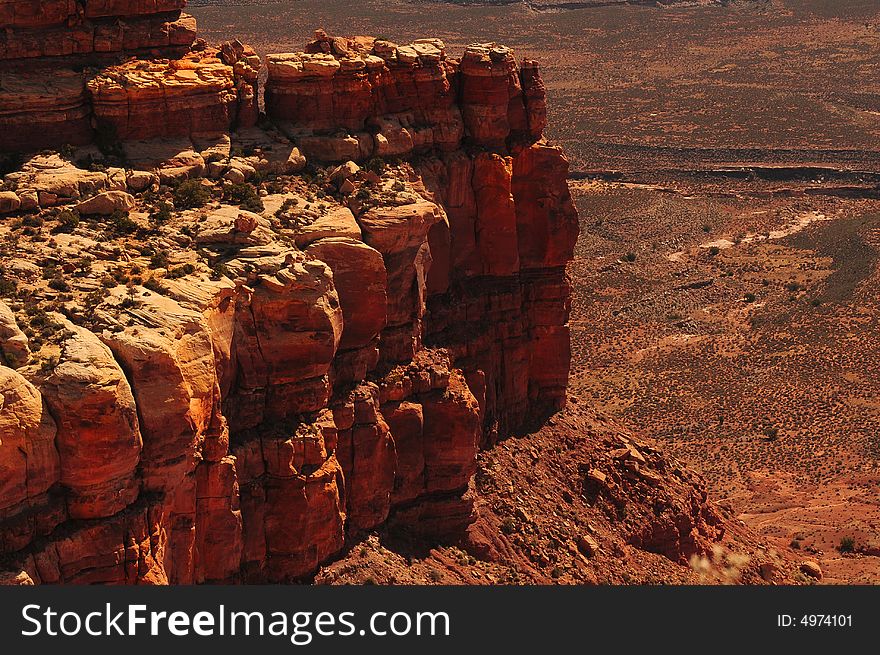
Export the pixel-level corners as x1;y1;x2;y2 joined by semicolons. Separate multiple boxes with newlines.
500;517;517;534
39;355;59;374
0;269;17;296
166;263;196;280
59;144;76;161
225;182;264;212
47;276;69;292
263;179;286;195
210;262;230;281
838;537;856;553
274;197;299;218
143;277;166;294
149;201;173;224
363;156;386;175
150;250;170;269
53;209;79;233
173;179;210;209
108;210;138;235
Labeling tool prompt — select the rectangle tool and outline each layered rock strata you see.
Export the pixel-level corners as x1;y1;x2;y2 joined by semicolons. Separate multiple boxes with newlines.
0;1;257;152
264;33;548;163
0;32;579;585
88;43;261;140
0;1;195;61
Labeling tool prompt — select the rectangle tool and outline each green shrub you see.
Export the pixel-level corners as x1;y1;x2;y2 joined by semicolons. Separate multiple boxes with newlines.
54;209;80;233
364;157;386;175
150;202;173;224
150;250;170;269
275;197;299;218
109;210;138;235
47;276;69;292
143;277;166;294
166;263;196;280
173;179;210;209
210;262;229;280
224;182;263;212
0;269;16;296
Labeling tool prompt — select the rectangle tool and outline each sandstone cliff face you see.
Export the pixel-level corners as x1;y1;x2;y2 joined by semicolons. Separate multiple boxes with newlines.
0;1;195;61
88;45;260;141
0;1;256;152
0;26;579;584
264;34;547;163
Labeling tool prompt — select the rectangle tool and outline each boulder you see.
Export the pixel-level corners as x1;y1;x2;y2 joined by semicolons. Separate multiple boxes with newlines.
0;191;21;213
75;190;136;215
0;301;30;368
800;560;823;580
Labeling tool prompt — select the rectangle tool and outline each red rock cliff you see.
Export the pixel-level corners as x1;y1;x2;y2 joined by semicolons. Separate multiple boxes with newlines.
0;28;578;584
0;1;257;152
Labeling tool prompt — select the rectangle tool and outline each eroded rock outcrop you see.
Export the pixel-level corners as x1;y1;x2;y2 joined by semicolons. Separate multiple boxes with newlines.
0;2;257;152
0;1;195;61
33;319;143;519
264;34;547;163
0;29;580;585
88;43;260;141
0;366;61;553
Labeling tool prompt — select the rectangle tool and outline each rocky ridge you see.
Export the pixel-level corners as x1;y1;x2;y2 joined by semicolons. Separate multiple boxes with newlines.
0;7;792;585
0;5;585;583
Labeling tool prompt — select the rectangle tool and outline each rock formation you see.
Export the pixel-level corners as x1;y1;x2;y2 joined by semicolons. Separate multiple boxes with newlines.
0;20;580;584
0;1;256;151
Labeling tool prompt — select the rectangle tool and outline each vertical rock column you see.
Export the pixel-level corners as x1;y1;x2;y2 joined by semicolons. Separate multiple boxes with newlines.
35;319;142;519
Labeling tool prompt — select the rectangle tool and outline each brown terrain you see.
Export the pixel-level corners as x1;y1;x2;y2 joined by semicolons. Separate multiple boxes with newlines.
0;0;875;586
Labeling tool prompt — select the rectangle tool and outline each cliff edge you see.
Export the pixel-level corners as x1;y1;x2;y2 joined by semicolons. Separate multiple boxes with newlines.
0;6;802;584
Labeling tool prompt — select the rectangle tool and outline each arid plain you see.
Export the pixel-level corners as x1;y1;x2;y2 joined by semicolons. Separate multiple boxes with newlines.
193;0;880;583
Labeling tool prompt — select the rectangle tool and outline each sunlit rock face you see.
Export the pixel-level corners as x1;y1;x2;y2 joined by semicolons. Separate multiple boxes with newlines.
0;23;578;584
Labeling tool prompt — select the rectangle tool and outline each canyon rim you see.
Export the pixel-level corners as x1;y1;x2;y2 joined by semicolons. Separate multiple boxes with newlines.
1;0;870;586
